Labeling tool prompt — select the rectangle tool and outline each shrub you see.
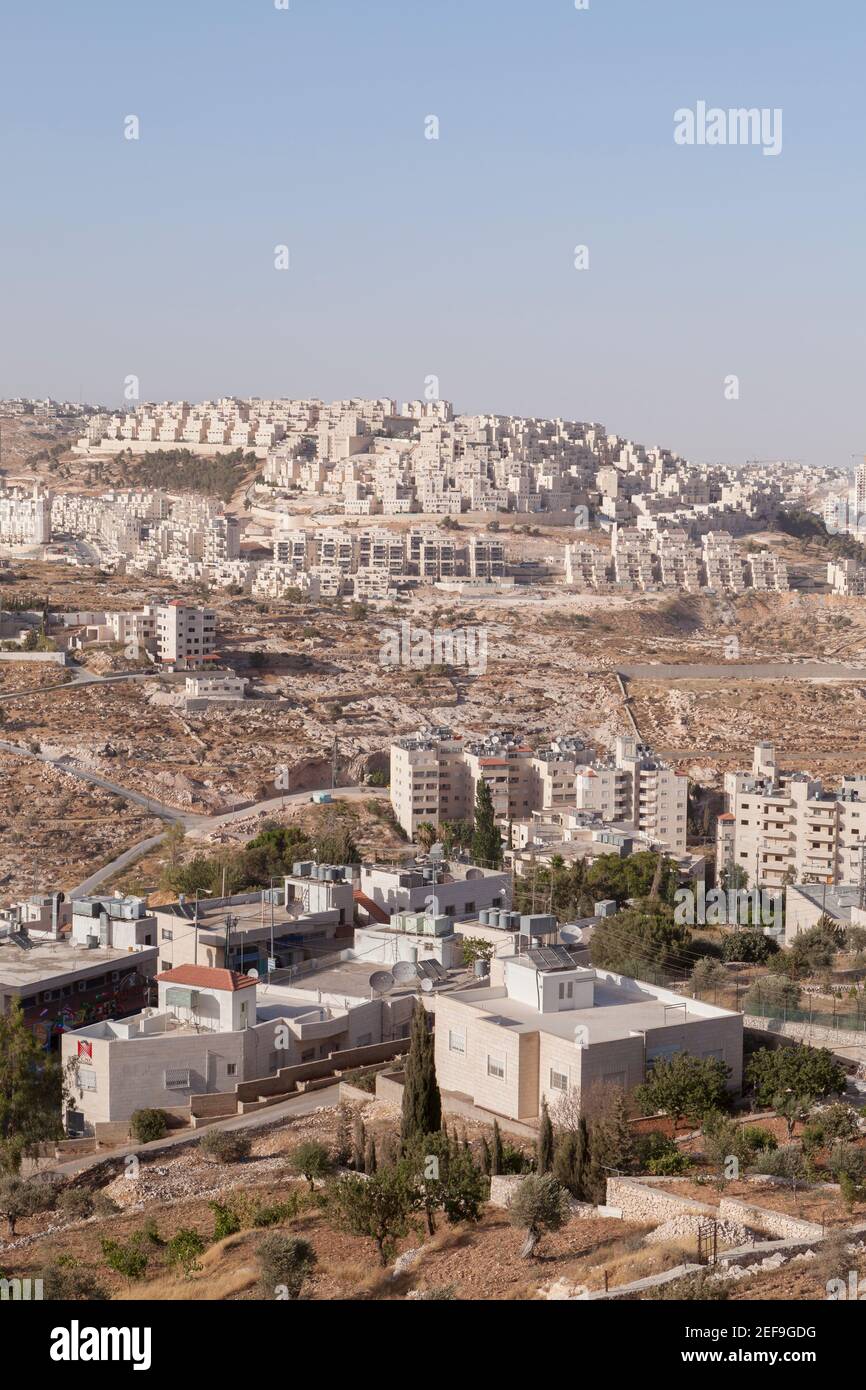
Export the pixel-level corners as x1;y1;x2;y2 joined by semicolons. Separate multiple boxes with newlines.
751;1144;805;1180
129;1109;169;1144
199;1129;252;1164
166;1227;207;1278
738;1125;777;1153
646;1150;691;1176
634;1131;680;1170
826;1142;865;1184
101;1237;148;1281
41;1261;106;1301
210;1199;243;1241
58;1187;94;1220
91;1192;120;1217
257;1234;317;1299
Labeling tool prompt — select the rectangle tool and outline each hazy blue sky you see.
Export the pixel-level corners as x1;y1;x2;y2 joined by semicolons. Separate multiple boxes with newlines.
1;0;863;468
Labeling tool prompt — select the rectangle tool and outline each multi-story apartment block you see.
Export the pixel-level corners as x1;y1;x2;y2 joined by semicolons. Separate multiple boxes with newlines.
389;730;592;838
717;742;866;889
574;736;688;853
0;484;51;544
155;601;217;668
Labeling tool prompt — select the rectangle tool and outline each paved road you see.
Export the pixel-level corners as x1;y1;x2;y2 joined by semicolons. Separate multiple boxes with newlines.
618;661;866;681
29;1083;342;1180
64;784;384;897
0;668;166;702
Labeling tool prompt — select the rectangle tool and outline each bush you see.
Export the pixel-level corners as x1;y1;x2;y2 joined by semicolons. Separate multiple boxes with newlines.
634;1131;680;1170
40;1260;106;1301
58;1187;94;1220
199;1129;252;1164
210;1199;242;1242
129;1109;169;1144
826;1142;865;1184
738;1125;777;1153
646;1150;691;1176
257;1234;317;1299
166;1227;207;1278
91;1192;120;1217
750;1144;805;1180
101;1237;148;1281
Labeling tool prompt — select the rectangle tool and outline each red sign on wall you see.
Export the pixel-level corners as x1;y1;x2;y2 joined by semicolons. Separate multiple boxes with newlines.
77;1040;93;1063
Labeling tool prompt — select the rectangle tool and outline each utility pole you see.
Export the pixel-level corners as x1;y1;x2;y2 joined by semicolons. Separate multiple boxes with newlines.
331;735;338;790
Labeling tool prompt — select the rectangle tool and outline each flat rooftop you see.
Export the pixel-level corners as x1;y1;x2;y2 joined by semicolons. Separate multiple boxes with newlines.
0;939;157;991
788;883;860;922
154;896;328;934
264;957;437;1002
452;978;729;1044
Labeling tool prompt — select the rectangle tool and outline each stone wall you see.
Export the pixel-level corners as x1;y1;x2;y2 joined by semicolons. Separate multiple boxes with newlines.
718;1196;824;1241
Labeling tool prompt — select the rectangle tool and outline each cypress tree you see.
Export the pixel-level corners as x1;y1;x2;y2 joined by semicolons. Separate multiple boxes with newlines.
352;1113;366;1171
400;1002;441;1147
364;1137;377;1174
471;778;502;868
491;1119;504;1177
480;1136;492;1176
537;1097;554;1174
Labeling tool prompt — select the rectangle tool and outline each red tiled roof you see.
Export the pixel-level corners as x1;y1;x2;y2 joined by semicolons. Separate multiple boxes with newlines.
155;965;257;992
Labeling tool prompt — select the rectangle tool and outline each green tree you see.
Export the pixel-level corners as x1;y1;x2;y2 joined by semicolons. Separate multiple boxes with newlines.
329;1169;413;1267
745;1045;846;1109
507;1174;571;1258
471;778;502;868
536;1098;554;1174
589;901;693;982
634;1053;730;1127
400;1002;441;1147
0;1002;62;1173
0;1174;56;1235
491;1119;504;1177
287;1141;335;1191
404;1132;485;1235
552;1117;590;1198
690;957;729;998
415;822;437;853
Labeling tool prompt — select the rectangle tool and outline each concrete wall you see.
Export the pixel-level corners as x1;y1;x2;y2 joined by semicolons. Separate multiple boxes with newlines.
0;650;68;664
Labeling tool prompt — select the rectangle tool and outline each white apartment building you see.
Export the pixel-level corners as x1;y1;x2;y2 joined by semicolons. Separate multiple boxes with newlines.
389;730;592;838
717;741;866;889
155;601;217;668
0;484;51;545
574;736;688;853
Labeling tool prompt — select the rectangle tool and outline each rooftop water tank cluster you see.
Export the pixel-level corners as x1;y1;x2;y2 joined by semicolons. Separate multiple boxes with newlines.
291;862;346;882
478;908;522;929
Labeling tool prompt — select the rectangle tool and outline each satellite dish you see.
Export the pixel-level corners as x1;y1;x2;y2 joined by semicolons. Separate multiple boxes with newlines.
420;977;434;993
247;968;259;980
369;970;395;996
393;960;418;983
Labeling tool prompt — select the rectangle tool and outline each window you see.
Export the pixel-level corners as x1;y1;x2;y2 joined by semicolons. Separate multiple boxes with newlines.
161;929;173;941
226;1062;237;1077
487;1053;506;1080
550;1067;569;1092
448;1029;466;1054
160;959;172;972
164;1067;191;1090
78;1070;97;1092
